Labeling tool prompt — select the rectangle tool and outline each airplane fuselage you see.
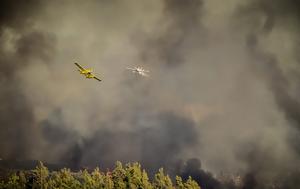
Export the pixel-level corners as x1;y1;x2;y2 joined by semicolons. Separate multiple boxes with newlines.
127;67;149;77
78;69;94;78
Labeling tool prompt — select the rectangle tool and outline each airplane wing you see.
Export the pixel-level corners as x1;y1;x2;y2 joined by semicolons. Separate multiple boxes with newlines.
126;67;135;71
74;63;85;70
93;76;102;82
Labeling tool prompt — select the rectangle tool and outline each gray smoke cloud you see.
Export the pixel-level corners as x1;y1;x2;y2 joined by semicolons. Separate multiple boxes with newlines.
0;0;300;188
231;0;300;187
0;0;53;160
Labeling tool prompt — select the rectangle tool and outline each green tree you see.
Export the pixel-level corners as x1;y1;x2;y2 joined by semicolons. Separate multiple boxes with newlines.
176;176;185;189
112;161;126;189
48;168;81;189
4;173;24;189
103;171;114;189
18;171;27;189
141;169;153;189
80;169;97;189
32;161;49;189
184;176;200;189
0;180;5;189
90;167;106;188
124;162;153;189
153;168;174;189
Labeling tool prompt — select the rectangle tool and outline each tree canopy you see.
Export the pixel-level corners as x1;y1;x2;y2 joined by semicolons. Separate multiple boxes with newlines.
0;161;201;189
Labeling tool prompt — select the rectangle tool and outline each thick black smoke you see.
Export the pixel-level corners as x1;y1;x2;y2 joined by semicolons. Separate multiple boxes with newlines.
0;0;42;30
179;158;222;189
0;1;55;160
138;0;205;67
42;109;199;175
234;0;300;188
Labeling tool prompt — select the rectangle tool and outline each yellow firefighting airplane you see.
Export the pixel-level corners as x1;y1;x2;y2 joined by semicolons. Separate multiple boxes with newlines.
74;63;102;82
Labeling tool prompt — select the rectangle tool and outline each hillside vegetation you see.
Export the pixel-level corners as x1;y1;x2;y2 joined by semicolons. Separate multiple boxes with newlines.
0;161;200;189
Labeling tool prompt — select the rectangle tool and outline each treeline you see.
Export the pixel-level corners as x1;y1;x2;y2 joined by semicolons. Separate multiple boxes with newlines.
0;161;200;189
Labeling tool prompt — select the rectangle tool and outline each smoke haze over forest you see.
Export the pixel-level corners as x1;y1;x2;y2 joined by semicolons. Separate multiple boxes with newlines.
1;0;300;188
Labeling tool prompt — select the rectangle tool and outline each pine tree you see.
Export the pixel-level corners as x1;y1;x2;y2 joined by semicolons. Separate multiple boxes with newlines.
50;168;81;189
124;162;153;189
5;173;24;189
18;171;27;189
153;168;174;189
141;169;153;189
184;176;200;189
112;161;126;189
0;181;5;189
176;176;185;189
103;171;114;189
90;167;106;188
32;161;49;189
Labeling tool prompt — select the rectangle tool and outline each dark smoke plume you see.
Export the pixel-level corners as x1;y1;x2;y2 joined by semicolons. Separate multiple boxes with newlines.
138;0;205;67
233;0;300;188
43;110;199;175
0;0;42;30
179;158;222;189
0;0;54;160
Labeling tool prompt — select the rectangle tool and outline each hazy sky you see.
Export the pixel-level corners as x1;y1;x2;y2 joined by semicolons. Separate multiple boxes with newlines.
1;0;300;187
